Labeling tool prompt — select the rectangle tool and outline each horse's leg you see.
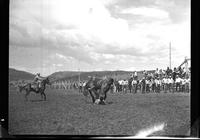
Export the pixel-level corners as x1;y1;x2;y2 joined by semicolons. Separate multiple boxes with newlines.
89;90;95;103
94;90;101;104
135;84;138;93
42;92;46;101
84;92;89;103
44;92;46;101
82;87;88;102
130;85;132;94
84;89;91;103
103;92;107;100
99;92;106;105
130;85;132;93
40;92;43;100
25;90;30;101
93;89;99;100
98;88;106;104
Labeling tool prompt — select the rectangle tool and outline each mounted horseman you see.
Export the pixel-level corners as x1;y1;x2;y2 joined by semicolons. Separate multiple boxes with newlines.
18;73;51;101
34;73;46;92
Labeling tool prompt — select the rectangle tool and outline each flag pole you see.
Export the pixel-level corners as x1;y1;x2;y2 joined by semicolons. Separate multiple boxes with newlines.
169;42;171;69
78;60;80;83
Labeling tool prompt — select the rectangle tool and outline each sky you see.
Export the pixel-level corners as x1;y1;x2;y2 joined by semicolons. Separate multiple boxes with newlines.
9;0;190;76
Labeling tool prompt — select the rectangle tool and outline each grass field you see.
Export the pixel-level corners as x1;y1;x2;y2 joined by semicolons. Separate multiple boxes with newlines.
8;87;190;136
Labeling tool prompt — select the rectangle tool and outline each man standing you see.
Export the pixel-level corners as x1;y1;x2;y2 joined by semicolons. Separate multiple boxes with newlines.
134;71;138;79
168;76;174;92
158;77;162;93
185;76;190;93
175;75;182;92
172;67;178;93
124;79;128;94
143;70;148;79
162;76;167;93
146;78;151;93
131;78;137;94
141;77;146;94
155;68;159;78
151;78;156;93
166;67;170;76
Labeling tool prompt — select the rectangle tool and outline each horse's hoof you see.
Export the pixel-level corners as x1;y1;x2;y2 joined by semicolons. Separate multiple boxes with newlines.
99;101;106;105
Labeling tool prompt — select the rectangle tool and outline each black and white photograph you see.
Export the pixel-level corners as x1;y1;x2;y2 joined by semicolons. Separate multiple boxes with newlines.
8;0;192;138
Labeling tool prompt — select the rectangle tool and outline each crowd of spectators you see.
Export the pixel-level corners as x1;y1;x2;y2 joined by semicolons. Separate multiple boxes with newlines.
111;66;191;94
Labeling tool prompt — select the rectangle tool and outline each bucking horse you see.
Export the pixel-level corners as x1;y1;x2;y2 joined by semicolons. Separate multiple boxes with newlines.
18;77;51;101
82;77;114;105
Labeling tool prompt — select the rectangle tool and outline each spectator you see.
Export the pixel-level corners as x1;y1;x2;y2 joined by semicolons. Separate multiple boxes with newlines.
166;67;170;76
155;68;159;78
175;75;182;92
159;69;163;78
141;77;146;94
168;76;174;92
134;71;138;80
172;67;177;82
162;76;167;93
143;70;148;78
145;79;150;93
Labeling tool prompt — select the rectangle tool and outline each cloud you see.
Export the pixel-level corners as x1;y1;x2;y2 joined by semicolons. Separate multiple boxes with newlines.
53;63;63;67
121;7;169;19
154;0;190;23
9;0;190;75
105;0;157;9
102;54;115;59
55;53;69;61
9;0;131;63
107;0;190;25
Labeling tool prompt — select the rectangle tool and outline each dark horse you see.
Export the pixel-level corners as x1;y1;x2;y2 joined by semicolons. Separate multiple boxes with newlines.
18;77;51;101
83;77;114;104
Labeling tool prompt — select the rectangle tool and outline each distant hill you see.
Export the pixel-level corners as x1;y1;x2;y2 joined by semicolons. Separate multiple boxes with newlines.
49;71;126;82
9;67;155;82
9;68;35;81
48;71;80;81
51;70;155;82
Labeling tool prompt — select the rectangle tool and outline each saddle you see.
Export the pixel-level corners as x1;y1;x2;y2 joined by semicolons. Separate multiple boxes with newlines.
31;82;42;89
31;83;37;89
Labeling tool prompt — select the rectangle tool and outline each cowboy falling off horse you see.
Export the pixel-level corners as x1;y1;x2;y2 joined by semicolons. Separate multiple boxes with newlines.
82;76;114;105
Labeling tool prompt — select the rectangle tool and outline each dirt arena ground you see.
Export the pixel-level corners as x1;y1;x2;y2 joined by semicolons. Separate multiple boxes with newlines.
8;87;190;136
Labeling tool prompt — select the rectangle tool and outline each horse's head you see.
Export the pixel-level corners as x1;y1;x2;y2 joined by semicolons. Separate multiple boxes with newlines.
107;77;114;86
43;77;51;85
18;85;23;93
17;83;28;93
